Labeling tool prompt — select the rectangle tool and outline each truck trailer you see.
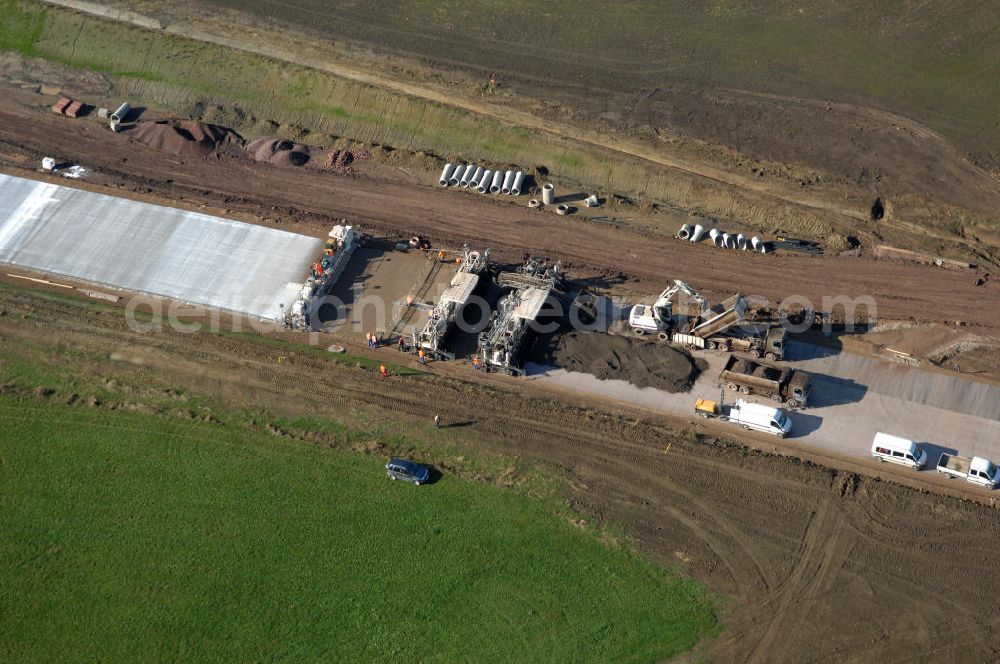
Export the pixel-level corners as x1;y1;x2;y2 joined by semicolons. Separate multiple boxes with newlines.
718;354;812;408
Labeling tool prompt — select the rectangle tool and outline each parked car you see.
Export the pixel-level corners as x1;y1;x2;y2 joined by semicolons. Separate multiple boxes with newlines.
385;457;430;485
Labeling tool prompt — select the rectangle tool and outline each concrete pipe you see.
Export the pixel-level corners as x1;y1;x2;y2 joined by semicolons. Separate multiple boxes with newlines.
490;170;504;193
758;241;770;254
721;232;732;249
556;204;570;216
751;236;762;252
477;170;492;193
449;164;466;187
584;194;599;208
501;170;516;194
439;163;455;186
736;234;747;250
511;171;526;195
689;224;706;242
709;228;723;247
469;166;485;188
542;183;555;205
460;165;476;187
110;102;131;123
528;199;541;208
677;224;692;240
726;233;738;249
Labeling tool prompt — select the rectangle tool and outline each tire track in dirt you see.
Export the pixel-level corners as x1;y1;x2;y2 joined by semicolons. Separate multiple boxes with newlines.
7;290;1000;662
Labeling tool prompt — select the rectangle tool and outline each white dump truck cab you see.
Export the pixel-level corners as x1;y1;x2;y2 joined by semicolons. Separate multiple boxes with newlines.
871;432;927;470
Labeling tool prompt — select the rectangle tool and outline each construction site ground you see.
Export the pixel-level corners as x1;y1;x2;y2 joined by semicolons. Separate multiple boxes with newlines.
0;89;996;341
320;244;457;343
5;284;1000;663
526;336;1000;466
5;62;1000;661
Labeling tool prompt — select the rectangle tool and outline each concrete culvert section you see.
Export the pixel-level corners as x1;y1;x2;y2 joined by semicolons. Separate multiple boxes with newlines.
531;331;705;392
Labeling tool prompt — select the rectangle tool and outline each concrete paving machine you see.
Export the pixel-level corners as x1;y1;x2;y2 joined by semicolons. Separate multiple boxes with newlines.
477;257;562;375
412;246;490;359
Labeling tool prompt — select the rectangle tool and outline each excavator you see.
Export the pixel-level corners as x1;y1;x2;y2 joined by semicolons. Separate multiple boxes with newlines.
628;280;787;359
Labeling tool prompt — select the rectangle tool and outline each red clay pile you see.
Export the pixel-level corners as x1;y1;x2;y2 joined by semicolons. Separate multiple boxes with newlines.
130;120;245;158
322;147;372;173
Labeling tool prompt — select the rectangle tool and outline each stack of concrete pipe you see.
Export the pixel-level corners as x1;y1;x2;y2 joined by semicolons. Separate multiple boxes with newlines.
438;164;526;196
677;222;769;253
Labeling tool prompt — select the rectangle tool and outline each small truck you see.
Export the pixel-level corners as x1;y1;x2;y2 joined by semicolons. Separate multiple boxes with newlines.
695;398;792;438
936;453;1000;489
718;354;812;408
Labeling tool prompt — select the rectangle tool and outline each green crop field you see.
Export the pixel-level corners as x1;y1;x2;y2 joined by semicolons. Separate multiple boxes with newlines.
0;392;717;662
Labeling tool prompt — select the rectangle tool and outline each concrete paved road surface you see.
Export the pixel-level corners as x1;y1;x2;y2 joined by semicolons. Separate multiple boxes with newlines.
0;173;321;320
525;339;1000;467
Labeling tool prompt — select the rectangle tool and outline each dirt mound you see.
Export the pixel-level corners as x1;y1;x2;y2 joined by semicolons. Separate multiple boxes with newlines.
534;331;704;392
246;138;310;166
322;147;372;173
130;120;244;158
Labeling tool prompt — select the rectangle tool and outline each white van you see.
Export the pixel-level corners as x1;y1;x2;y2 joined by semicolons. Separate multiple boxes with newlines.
871;432;927;469
727;400;793;438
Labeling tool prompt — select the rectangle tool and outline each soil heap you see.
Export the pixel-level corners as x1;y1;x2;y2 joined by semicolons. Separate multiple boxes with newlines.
534;331;704;392
129;120;244;158
246;138;310;166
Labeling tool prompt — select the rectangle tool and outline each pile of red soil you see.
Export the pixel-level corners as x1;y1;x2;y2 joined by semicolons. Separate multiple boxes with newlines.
322;147;372;173
246;138;310;166
129;120;244;158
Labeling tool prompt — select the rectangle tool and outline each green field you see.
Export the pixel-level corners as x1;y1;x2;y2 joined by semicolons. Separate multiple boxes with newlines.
0;391;717;661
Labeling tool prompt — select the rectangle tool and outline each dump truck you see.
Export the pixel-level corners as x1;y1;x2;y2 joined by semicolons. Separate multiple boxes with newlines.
695;398;792;438
628;280;787;359
719;354;812;408
936;453;1000;488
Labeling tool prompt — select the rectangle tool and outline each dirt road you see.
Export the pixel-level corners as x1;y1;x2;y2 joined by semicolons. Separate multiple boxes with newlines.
0;99;995;336
4;285;1000;662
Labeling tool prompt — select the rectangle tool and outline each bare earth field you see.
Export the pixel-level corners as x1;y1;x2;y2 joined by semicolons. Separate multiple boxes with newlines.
4;283;1000;663
0;91;996;338
27;0;1000;266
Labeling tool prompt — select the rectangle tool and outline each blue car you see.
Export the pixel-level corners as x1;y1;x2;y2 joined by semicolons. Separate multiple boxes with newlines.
385;457;430;486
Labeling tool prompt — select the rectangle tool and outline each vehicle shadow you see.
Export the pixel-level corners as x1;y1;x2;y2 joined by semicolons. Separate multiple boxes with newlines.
423;465;444;485
788;412;823;437
808;374;868;407
785;338;843;361
917;442;959;471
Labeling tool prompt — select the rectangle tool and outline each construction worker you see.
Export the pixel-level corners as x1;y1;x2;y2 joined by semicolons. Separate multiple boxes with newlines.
398;336;406;351
379;363;388;379
472;355;481;371
438;250;446;262
418;348;426;365
371;331;379;349
434;414;441;429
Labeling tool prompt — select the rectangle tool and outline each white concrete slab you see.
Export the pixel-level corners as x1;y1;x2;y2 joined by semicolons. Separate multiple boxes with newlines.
0;174;322;320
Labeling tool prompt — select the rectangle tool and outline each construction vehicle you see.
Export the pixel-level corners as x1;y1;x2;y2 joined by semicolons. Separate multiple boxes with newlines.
719;354;812;408
937;453;1000;488
412;246;490;360
477;257;562;375
628;280;786;359
695;398;792;438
